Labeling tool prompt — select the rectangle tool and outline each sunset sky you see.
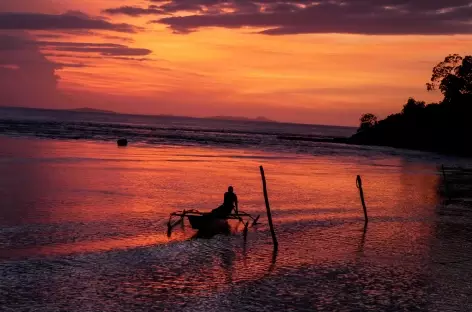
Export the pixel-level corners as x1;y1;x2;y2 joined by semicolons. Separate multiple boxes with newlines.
0;0;471;125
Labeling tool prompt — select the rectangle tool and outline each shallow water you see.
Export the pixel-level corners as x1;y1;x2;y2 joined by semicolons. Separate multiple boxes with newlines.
0;107;355;155
1;136;472;311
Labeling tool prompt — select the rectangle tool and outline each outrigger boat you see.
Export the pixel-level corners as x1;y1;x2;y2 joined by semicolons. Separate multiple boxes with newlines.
167;209;260;238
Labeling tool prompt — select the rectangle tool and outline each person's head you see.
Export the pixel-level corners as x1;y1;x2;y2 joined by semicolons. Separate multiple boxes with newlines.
228;186;234;193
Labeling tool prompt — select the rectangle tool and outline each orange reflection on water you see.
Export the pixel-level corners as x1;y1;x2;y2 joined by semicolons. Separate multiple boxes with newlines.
3;137;471;312
1;232;186;261
0;136;440;263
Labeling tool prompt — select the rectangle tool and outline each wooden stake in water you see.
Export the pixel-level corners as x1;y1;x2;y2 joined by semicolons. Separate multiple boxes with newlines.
260;166;278;249
442;165;451;201
243;221;249;242
356;175;369;225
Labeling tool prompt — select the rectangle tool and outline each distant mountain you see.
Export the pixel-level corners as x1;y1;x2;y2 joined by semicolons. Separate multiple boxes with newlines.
70;107;116;114
209;115;276;122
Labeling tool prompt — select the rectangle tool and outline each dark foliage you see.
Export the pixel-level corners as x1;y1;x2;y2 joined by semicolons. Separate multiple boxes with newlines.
350;54;472;156
358;113;378;132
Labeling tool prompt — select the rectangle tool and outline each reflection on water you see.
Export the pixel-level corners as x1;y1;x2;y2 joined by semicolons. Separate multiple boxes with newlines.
1;136;471;311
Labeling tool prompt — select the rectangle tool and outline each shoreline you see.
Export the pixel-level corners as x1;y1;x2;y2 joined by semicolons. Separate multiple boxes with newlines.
279;134;472;159
1;133;470;164
0;105;357;129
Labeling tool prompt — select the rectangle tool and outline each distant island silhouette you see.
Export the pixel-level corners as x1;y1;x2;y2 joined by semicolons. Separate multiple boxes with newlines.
1;106;283;124
348;54;472;157
70;107;117;114
69;109;276;122
209;116;275;122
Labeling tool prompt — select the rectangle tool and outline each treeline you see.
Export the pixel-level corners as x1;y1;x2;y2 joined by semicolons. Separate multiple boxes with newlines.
349;54;472;156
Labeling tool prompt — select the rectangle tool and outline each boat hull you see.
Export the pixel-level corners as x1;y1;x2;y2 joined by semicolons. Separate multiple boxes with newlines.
187;215;229;230
187;215;207;229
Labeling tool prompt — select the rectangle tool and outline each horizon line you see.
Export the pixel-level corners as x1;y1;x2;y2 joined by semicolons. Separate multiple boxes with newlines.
0;105;356;129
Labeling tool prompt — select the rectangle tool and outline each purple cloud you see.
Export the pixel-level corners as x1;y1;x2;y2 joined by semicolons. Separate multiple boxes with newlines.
0;35;152;57
103;5;164;17
38;42;152;56
55;62;88;68
0;33;63;107
130;0;472;35
53;46;152;56
0;11;139;33
43;53;152;62
0;32;154;108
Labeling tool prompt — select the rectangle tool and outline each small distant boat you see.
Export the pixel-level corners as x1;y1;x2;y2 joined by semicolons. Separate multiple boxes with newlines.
117;138;128;146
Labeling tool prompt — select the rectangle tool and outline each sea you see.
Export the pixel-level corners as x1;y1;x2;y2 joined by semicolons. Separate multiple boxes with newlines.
1;106;471;311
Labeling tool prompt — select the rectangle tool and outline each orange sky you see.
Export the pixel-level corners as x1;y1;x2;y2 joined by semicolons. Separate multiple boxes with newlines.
0;0;471;125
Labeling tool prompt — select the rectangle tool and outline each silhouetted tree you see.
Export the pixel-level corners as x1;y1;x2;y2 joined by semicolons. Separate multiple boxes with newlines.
351;54;472;156
358;113;377;132
402;97;425;115
427;54;472;104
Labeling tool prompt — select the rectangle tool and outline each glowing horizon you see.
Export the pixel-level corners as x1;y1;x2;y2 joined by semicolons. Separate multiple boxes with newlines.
0;0;470;125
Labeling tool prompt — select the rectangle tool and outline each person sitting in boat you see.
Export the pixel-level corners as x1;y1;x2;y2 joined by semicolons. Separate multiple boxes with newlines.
210;186;238;217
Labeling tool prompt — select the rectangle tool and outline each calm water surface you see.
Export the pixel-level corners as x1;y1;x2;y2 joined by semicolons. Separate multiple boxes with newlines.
1;135;471;311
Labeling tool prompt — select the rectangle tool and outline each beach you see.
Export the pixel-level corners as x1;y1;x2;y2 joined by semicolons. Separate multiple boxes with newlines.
1;111;472;311
2;0;471;309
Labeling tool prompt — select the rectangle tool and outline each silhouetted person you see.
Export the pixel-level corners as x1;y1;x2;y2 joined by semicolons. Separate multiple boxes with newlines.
211;186;238;217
